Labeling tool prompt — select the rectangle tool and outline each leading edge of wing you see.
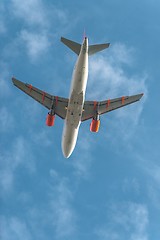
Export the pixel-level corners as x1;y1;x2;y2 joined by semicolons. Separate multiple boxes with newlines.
82;93;144;121
12;77;53;109
12;77;68;119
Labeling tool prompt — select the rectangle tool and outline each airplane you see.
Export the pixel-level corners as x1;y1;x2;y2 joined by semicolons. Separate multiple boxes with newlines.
12;35;143;158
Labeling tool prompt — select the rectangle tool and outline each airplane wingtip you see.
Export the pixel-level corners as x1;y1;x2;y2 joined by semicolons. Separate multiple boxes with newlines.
12;76;15;83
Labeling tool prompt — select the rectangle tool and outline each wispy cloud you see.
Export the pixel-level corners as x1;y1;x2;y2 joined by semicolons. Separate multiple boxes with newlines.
11;0;68;29
64;43;149;176
122;178;140;195
96;201;149;240
49;170;77;239
20;30;50;61
86;43;148;142
0;169;77;239
140;156;160;209
0;216;32;240
0;2;7;34
9;0;69;62
11;0;49;28
0;137;36;194
71;131;94;179
0;18;6;35
88;46;147;100
145;161;160;185
0;107;14;132
108;43;135;66
0;62;11;97
31;128;53;147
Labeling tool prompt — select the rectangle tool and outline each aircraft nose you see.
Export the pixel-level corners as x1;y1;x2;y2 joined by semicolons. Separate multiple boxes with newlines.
62;122;79;158
62;142;73;158
63;150;71;158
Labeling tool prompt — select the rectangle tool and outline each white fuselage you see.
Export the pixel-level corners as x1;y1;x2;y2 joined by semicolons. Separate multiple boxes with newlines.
62;37;88;158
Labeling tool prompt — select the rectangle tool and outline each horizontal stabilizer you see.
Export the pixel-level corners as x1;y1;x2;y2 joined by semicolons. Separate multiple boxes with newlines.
61;37;81;55
88;43;110;56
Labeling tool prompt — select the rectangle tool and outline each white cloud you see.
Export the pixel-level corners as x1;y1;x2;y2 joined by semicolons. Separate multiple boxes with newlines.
69;42;148;171
17;191;32;204
147;164;160;185
49;170;77;239
0;62;10;97
135;144;160;210
88;52;147;101
20;30;50;61
0;216;32;240
0;107;14;132
31;128;53;147
0;137;36;193
147;185;160;210
141;158;160;209
122;178;140;195
0;2;7;34
0;170;77;240
11;0;68;30
0;20;6;34
96;202;149;240
0;77;10;97
86;43;148;142
137;150;160;184
108;43;135;66
9;0;69;62
71;131;94;178
11;0;48;28
70;43;148;163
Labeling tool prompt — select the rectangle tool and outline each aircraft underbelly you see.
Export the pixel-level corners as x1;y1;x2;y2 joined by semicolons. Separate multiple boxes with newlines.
62;85;85;158
62;42;88;158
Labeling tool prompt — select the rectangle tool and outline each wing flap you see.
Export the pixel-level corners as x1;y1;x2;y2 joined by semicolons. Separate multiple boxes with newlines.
82;93;143;121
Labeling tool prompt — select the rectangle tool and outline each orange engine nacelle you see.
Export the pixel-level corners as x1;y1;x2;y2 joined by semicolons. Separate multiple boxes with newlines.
90;119;100;132
46;113;55;127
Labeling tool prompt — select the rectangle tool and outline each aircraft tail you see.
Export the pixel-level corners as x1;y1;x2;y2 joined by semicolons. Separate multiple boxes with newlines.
61;37;81;55
88;43;110;55
61;37;110;56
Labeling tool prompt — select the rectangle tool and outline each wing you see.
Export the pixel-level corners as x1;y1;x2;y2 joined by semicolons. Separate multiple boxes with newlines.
82;93;143;121
12;77;68;119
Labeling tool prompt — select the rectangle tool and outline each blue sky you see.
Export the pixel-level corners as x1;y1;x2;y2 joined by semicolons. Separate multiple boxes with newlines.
0;0;160;239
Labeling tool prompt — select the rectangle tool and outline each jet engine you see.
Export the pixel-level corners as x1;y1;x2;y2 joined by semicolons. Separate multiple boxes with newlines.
46;113;55;126
90;118;100;132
